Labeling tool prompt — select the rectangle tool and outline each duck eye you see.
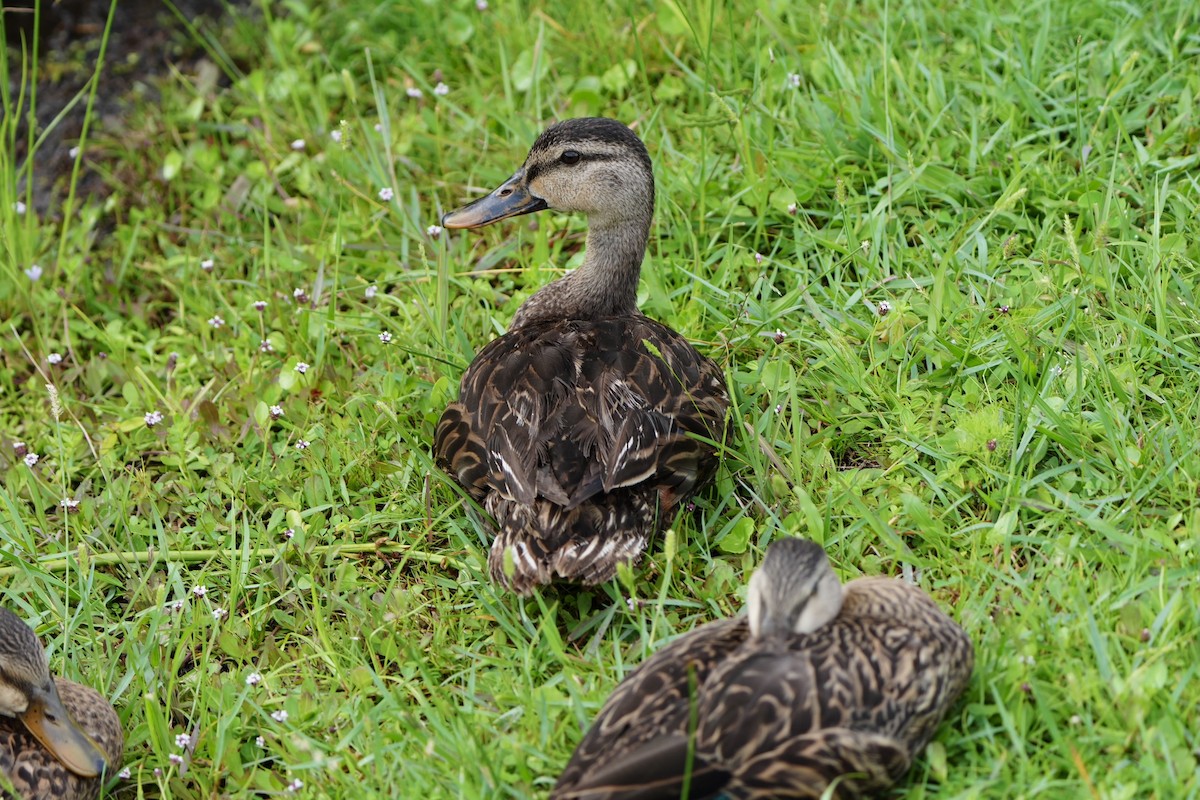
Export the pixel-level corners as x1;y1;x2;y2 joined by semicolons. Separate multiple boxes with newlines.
560;150;581;165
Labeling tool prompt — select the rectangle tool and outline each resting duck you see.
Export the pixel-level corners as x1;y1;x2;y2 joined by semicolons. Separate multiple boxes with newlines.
552;538;974;798
0;607;123;800
435;117;729;594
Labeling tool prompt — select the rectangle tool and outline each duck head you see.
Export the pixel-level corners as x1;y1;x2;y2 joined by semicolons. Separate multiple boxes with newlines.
0;608;109;778
746;538;845;638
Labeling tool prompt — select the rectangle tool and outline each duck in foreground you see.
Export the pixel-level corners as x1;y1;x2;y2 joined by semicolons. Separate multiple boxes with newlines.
0;608;122;800
551;538;974;799
435;117;729;594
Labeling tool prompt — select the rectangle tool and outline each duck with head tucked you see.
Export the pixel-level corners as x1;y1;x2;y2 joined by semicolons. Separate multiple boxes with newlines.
435;117;729;594
551;538;974;799
0;608;122;800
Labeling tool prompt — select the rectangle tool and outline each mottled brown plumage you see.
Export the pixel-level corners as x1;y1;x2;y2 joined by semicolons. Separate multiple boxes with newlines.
436;118;729;593
0;608;123;800
552;539;974;799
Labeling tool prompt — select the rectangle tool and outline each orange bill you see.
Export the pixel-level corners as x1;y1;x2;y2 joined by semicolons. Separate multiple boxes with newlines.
20;681;108;778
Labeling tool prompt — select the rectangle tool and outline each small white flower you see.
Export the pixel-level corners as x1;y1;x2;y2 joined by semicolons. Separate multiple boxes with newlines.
13;201;26;214
211;608;227;620
286;779;303;793
246;671;263;686
476;0;488;9
290;139;306;151
434;82;449;96
406;87;423;99
379;331;393;344
60;497;80;511
269;405;284;419
23;453;39;467
786;202;798;215
145;410;164;427
373;123;384;133
294;362;309;374
192;585;207;598
878;301;891;316
787;72;801;88
284;528;296;539
754;252;764;265
253;300;267;311
860;239;871;253
168;753;185;766
118;767;131;779
175;733;192;749
171;599;186;613
365;285;378;299
293;287;308;301
1069;714;1082;726
426;225;443;238
259;340;274;353
271;709;289;722
69;146;81;159
378;187;394;201
330;130;342;143
295;440;310;450
25;264;43;281
208;315;225;328
47;353;63;365
201;258;215;272
255;735;266;747
12;441;25;452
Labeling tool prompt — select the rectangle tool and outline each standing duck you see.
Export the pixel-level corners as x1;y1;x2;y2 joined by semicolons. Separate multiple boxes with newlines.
435;117;729;594
552;538;974;799
0;607;123;800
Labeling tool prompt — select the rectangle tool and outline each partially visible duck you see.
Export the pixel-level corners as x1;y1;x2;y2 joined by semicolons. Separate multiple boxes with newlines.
552;538;974;798
0;607;123;800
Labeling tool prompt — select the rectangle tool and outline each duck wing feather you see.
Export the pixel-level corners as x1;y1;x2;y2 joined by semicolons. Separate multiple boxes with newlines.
551;618;747;798
435;315;728;593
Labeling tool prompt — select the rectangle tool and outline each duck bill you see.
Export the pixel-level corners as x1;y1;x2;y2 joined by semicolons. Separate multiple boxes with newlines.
20;681;108;778
442;170;548;229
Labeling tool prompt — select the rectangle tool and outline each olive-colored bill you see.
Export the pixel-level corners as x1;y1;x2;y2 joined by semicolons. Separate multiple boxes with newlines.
442;169;549;229
20;681;108;778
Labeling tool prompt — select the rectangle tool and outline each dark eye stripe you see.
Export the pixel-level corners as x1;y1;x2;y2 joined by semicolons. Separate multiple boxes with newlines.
790;583;819;622
526;152;620;183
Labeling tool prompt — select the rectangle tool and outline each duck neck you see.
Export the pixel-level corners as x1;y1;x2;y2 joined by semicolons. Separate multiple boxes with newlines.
509;211;650;330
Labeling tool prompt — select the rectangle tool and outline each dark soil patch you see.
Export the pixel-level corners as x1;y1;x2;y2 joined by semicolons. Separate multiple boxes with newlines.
2;0;251;217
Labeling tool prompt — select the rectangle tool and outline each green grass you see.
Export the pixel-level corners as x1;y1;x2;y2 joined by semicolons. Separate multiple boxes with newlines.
2;0;1199;797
